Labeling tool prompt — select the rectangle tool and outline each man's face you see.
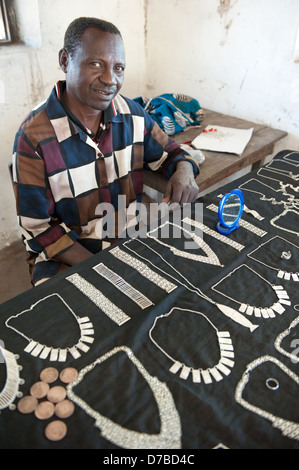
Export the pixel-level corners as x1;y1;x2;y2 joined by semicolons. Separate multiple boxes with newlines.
60;28;126;113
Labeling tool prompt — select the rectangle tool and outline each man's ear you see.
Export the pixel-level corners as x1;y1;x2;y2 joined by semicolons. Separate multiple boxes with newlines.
59;49;69;73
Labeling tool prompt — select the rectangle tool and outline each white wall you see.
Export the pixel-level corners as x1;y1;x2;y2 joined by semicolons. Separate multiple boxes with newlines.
145;0;299;146
0;0;298;250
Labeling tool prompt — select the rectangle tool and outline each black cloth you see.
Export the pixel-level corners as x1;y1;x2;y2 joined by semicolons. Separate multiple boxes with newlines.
0;150;298;449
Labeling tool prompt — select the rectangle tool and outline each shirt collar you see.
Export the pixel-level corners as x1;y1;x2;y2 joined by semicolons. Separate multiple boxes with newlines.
55;81;117;138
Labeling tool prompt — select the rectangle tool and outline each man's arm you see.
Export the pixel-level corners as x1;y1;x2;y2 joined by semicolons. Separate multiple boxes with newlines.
140;113;200;204
162;160;199;205
54;241;93;266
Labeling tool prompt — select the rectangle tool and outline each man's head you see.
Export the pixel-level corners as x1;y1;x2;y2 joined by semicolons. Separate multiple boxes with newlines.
63;17;122;58
59;17;126;115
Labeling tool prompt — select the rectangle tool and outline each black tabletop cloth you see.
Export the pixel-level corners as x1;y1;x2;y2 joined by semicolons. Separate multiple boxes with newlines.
0;149;298;449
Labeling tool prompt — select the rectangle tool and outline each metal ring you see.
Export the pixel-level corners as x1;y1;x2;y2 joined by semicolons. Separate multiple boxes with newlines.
266;377;279;391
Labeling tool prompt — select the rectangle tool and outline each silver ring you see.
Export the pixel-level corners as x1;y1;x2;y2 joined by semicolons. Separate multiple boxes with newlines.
266;377;279;390
281;251;292;260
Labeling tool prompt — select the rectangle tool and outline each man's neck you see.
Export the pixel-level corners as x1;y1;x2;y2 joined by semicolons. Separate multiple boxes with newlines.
62;90;103;135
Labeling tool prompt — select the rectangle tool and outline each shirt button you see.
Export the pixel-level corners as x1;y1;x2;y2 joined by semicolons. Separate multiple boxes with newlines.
101;180;107;186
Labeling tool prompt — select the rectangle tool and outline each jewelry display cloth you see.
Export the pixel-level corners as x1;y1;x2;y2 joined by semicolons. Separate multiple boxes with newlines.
0;149;298;449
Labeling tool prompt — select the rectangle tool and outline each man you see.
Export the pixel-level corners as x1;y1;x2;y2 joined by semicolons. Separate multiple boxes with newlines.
12;17;200;286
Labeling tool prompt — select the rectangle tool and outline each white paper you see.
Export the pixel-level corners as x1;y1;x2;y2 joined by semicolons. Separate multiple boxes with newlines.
192;125;254;155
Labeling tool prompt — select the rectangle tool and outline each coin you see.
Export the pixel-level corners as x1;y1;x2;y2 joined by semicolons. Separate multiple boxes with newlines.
34;401;55;420
55;400;75;419
59;367;78;384
47;385;67;403
30;381;50;399
40;367;59;384
17;395;38;414
45;420;67;441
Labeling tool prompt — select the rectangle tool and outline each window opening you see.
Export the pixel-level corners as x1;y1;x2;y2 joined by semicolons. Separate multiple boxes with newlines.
0;0;11;43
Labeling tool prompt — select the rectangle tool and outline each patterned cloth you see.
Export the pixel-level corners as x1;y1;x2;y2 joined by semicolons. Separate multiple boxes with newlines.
12;81;200;284
134;94;204;135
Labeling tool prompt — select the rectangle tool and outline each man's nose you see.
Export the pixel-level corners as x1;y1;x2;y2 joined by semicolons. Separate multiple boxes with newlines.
99;67;117;86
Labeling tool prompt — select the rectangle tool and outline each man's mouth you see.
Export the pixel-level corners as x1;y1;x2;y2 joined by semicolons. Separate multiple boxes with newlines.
93;88;115;98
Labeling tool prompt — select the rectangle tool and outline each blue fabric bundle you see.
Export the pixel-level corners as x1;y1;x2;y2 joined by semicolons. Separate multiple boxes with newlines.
134;93;204;136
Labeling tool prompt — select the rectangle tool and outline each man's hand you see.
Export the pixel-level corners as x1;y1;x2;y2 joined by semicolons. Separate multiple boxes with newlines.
162;161;199;205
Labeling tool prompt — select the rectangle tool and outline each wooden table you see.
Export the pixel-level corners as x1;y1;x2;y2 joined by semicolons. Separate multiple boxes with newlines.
144;109;288;195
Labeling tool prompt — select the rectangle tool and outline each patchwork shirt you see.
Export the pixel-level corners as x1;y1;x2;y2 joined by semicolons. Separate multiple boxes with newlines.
12;81;199;268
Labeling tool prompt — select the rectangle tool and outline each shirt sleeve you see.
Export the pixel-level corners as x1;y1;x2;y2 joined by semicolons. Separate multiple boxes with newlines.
12;129;79;261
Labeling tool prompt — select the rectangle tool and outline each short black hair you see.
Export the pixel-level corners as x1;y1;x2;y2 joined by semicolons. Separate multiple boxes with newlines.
63;17;122;56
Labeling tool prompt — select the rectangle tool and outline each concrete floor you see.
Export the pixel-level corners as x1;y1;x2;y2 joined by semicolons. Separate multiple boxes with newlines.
0;240;32;304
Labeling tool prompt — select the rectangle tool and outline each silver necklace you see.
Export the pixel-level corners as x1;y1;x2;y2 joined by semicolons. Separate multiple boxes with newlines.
67;346;182;449
206;203;268;238
258;158;299;181
123;239;259;333
211;264;291;318
110;246;178;293
235;355;299;441
183;217;245;251
5;293;95;362
270;209;299;237
239;178;299;237
147;221;223;266
274;316;299;363
239;177;299;202
149;307;234;384
281;151;299;164
0;345;24;411
248;236;299;282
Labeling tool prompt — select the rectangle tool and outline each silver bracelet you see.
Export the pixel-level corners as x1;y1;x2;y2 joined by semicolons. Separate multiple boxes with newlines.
66;273;130;326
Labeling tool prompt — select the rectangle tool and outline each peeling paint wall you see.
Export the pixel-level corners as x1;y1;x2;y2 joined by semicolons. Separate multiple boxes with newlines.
145;0;299;146
217;0;237;18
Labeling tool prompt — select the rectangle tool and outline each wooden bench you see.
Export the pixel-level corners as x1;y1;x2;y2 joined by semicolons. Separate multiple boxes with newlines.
144;109;288;196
